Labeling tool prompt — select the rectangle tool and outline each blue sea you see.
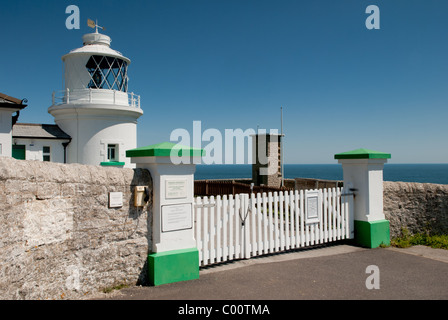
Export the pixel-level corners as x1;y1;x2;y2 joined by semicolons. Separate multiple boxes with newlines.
195;164;448;185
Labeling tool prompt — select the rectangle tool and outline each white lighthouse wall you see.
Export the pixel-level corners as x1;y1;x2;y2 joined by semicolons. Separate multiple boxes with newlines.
54;113;137;168
79;120;137;168
64;54;91;91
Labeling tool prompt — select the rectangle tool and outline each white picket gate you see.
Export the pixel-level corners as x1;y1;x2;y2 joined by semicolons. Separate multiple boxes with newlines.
194;188;354;267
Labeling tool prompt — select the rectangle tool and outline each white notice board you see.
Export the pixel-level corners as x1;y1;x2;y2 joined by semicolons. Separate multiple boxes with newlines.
109;192;123;208
161;203;192;232
305;190;321;224
165;179;187;199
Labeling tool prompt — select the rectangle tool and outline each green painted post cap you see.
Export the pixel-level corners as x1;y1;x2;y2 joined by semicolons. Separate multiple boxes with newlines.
126;142;205;158
334;148;391;160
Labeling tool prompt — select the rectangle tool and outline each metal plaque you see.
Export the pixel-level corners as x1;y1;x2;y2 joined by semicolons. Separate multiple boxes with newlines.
161;203;192;232
305;190;320;224
109;192;123;208
165;179;187;199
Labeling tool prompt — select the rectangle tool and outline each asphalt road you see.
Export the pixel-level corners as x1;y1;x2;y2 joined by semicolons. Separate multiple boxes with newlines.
94;244;448;301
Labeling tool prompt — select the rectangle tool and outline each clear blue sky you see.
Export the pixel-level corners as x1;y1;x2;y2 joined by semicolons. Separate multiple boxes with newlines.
1;0;447;164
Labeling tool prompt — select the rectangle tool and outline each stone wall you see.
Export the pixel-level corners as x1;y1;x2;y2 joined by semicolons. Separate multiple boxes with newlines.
0;157;152;300
2;156;447;299
383;181;448;238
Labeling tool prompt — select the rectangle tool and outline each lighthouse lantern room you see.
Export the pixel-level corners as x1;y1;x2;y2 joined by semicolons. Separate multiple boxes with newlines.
48;21;143;168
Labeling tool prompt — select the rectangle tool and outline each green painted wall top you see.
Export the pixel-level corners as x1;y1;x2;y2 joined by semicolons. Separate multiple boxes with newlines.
126;142;205;158
334;148;391;159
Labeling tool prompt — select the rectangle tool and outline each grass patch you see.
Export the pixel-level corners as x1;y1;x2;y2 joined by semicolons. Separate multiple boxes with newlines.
391;228;448;250
102;282;130;294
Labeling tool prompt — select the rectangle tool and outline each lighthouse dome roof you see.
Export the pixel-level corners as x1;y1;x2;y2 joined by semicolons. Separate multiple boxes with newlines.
62;32;130;63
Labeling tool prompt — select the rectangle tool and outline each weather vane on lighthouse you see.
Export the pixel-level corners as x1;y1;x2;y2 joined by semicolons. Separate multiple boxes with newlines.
87;18;106;33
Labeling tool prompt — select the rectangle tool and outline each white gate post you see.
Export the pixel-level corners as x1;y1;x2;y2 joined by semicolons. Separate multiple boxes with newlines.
127;142;204;285
335;148;391;248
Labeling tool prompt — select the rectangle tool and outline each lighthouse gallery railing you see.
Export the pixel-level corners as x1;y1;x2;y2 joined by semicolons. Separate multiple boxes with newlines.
51;88;140;109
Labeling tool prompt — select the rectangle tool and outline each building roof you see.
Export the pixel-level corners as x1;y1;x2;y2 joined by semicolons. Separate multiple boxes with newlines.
12;123;71;140
62;32;130;63
0;92;28;110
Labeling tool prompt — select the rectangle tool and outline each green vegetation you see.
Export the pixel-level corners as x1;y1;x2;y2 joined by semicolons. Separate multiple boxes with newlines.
102;282;130;294
390;228;448;250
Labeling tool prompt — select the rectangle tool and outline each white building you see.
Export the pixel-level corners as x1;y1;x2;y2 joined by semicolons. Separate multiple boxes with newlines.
48;30;143;168
0;93;27;159
12;123;71;162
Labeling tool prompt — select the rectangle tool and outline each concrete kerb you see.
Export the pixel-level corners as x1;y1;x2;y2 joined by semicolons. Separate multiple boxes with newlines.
386;245;448;264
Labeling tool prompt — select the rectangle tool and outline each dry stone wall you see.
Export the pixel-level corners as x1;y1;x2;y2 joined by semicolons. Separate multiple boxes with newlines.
0;157;152;300
384;181;448;238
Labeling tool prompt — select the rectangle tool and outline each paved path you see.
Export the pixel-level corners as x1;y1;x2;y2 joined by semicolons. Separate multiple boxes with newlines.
94;244;448;300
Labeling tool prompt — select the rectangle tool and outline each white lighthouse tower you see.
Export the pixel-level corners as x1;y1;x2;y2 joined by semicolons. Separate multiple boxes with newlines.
48;21;143;168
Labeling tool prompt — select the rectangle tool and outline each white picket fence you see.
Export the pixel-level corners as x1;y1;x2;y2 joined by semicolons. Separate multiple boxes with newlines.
194;188;354;267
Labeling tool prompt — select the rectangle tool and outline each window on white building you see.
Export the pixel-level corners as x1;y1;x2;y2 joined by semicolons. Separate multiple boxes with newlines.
43;146;51;162
107;144;118;161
